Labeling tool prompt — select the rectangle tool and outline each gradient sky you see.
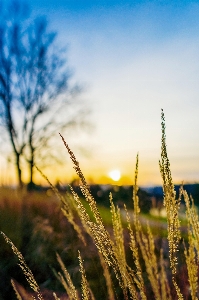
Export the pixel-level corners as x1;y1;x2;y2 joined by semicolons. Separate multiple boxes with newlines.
2;0;199;186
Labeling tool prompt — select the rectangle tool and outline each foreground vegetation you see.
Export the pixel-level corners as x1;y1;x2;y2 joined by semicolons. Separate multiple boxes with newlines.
1;110;199;299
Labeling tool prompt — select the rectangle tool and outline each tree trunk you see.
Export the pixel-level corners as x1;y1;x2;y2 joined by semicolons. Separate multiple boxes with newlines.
6;103;24;189
27;144;35;191
27;159;35;191
16;153;23;189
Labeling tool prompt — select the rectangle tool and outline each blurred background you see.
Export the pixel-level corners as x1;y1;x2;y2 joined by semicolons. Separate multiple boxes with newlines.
1;2;199;299
0;0;199;187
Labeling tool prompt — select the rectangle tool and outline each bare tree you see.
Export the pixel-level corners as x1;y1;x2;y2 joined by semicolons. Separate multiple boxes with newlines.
0;1;89;189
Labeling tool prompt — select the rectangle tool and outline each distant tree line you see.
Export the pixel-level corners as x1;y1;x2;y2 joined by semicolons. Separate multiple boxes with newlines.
69;183;152;213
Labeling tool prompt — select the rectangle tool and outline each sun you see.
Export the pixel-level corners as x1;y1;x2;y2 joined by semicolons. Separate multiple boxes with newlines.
108;169;121;182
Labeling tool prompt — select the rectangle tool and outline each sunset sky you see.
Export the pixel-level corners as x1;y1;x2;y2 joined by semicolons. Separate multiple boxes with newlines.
1;0;199;186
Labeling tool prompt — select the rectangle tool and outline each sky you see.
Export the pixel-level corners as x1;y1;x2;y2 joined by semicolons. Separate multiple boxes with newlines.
2;0;199;186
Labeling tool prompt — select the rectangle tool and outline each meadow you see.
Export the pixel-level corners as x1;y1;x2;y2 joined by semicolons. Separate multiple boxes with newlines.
0;110;198;299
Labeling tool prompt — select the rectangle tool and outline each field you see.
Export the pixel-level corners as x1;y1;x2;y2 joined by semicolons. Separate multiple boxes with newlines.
0;187;168;299
0;111;199;300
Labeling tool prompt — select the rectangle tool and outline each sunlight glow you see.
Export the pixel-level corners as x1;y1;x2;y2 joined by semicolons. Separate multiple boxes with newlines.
108;169;121;181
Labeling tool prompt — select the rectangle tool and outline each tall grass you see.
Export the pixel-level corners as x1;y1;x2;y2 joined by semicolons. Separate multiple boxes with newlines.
1;109;199;299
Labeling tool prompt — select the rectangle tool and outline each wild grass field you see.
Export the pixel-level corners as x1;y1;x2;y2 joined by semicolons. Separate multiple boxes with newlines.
0;110;198;299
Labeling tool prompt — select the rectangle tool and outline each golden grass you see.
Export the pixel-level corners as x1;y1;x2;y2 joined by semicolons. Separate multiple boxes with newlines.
1;110;199;299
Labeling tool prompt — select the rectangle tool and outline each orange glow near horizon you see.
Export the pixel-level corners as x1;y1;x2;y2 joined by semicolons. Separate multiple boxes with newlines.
31;157;164;187
0;164;197;187
0;153;162;187
1;150;198;187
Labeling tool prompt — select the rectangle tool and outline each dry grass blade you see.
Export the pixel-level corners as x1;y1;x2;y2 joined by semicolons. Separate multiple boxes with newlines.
56;253;79;300
60;134;139;299
78;251;94;300
159;109;183;299
1;231;44;300
110;193;126;273
125;206;146;300
133;153;140;224
69;185;118;272
132;141;168;300
159;109;181;275
137;224;161;300
11;279;23;300
160;249;172;300
59;135;126;294
98;252;115;300
53;292;61;300
59;133;104;227
184;233;198;300
182;186;199;299
183;187;199;253
35;165;86;246
110;193;136;299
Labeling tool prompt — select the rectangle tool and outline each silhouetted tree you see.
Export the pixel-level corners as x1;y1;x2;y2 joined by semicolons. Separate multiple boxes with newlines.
0;1;88;189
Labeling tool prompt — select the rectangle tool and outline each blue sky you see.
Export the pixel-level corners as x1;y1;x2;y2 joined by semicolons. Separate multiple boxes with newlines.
3;0;199;185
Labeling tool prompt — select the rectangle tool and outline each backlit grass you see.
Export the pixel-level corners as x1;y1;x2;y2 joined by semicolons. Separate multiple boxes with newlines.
0;110;198;299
